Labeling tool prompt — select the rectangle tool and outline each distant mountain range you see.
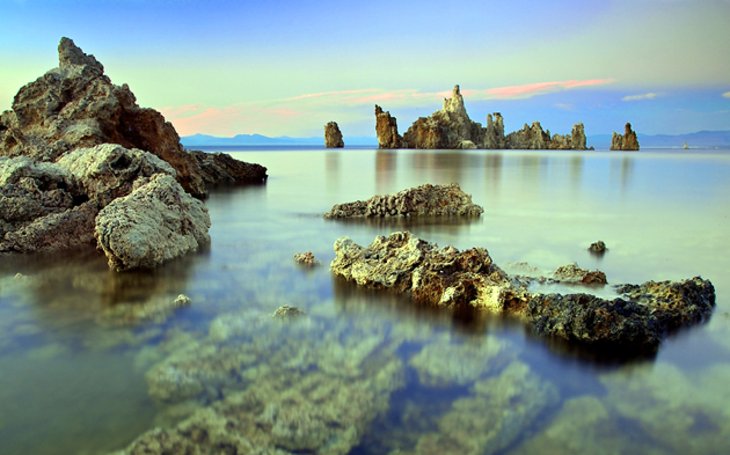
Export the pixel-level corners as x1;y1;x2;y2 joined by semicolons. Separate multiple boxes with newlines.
181;131;730;149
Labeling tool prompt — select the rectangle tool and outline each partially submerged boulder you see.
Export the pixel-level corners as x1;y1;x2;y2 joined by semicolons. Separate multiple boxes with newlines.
331;232;715;350
95;174;211;271
324;183;483;219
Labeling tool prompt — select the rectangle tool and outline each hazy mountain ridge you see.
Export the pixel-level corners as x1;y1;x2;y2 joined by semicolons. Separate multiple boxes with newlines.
182;131;730;148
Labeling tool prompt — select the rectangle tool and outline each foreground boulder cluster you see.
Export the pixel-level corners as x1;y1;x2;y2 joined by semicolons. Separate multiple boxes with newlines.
0;38;267;270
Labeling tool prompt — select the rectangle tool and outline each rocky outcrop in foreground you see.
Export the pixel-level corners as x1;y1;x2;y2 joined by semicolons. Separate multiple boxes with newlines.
0;37;266;197
1;144;211;270
610;122;640;151
375;85;589;150
324;183;483;219
331;232;715;350
95;173;210;271
324;121;344;148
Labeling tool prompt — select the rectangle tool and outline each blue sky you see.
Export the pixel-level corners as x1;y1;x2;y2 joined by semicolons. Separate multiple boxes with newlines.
1;0;729;137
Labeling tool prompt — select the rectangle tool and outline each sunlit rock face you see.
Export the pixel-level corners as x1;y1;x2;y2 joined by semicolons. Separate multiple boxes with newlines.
331;232;716;350
324;121;344;148
324;183;484;219
402;85;485;149
375;105;403;148
94;173;211;272
610;122;640;151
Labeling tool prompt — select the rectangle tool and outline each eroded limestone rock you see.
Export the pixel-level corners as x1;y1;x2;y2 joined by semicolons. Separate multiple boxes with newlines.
0;37;266;197
375;105;402;148
293;251;318;267
95;174;211;271
324;183;483;219
330;232;715;350
610;122;640;151
553;263;607;285
324;121;344;148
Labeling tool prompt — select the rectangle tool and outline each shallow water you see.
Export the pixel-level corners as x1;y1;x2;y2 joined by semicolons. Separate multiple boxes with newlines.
1;148;729;454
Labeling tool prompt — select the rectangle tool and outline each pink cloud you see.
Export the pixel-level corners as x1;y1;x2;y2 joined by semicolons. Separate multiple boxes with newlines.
481;79;615;100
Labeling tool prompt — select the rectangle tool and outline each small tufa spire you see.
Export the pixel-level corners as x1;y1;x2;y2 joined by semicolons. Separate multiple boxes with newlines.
58;37;104;74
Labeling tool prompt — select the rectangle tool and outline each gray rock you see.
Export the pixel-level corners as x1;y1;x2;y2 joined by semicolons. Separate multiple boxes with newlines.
589;240;607;255
553;263;608;285
324;183;483;219
94;174;211;271
324;121;344;148
272;305;306;319
293;251;318;267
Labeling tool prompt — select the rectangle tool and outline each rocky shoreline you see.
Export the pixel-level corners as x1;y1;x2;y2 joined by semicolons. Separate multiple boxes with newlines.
0;37;267;270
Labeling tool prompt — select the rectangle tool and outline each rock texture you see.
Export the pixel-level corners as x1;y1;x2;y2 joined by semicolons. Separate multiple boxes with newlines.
402;85;485;149
376;85;588;150
330;232;716;350
610;122;640;151
324;121;344;148
589;240;607;256
324;183;483;219
94;174;211;271
375;105;402;148
188;150;267;188
0;37;266;198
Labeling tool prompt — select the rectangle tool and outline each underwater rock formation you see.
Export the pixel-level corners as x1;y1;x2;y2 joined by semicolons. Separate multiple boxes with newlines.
324;183;483;219
610;122;640;151
375;105;403;148
330;231;715;350
324;121;344;148
94;174;211;271
375;85;588;150
0;37;266;197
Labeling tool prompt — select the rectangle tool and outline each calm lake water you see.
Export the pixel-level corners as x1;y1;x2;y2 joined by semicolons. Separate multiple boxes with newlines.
1;147;729;454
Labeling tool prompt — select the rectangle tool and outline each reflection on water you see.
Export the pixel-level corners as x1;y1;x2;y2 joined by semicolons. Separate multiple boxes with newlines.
1;148;729;454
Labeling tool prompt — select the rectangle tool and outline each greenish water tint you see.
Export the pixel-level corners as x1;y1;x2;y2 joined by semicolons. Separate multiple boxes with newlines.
1;148;729;454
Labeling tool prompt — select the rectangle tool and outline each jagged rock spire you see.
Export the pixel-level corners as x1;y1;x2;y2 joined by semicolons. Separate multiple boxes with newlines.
58;37;104;74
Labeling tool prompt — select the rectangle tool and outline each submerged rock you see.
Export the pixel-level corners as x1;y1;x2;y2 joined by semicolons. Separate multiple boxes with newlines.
272;305;306;319
375;105;403;149
410;361;558;454
324;121;344;148
610;122;640;151
293;251;318;267
324;183;483;219
330;232;716;350
95;174;211;271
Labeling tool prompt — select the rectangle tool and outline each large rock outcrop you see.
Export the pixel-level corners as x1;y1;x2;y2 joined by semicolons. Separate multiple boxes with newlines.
95;173;211;271
0;37;266;197
375;105;402;148
324;121;344;148
611;122;640;151
189;150;267;188
402;85;485;149
376;85;589;150
324;183;484;219
331;232;715;350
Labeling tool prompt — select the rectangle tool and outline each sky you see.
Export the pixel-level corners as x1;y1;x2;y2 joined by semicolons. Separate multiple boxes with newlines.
1;0;729;138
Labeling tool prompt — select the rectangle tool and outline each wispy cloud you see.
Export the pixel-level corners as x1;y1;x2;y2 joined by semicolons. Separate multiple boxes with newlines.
723;91;730;98
162;78;616;136
622;92;660;102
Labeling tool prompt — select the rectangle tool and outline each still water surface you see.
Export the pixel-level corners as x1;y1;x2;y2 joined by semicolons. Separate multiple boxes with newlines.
1;148;729;454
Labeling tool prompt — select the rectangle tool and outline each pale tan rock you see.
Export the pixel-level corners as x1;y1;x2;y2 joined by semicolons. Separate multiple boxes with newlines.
94;174;210;271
